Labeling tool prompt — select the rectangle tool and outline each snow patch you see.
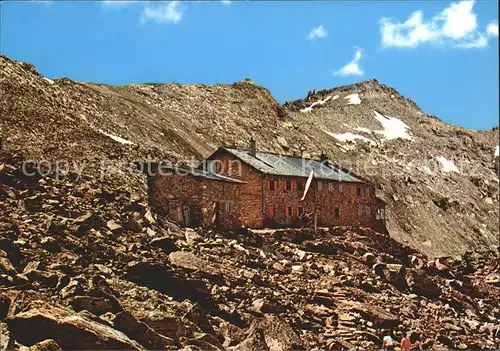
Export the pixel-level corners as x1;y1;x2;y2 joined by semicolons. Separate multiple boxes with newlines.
99;130;135;145
43;77;55;85
373;111;412;141
324;130;375;145
344;93;361;105
436;156;459;173
300;95;333;113
495;145;499;157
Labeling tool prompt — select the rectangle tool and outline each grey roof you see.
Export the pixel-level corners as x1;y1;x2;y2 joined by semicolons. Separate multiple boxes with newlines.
222;148;363;183
159;164;245;183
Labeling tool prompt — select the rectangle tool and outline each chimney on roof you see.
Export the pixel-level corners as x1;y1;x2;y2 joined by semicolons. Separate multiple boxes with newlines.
320;152;329;165
249;138;256;157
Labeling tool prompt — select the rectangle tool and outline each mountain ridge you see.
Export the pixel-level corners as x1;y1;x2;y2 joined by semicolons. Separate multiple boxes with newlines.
8;54;497;132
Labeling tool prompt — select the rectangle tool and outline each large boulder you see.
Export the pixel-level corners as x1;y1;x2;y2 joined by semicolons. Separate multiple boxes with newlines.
73;213;105;236
5;302;141;350
345;301;399;329
68;296;122;316
123;217;143;233
112;310;175;350
125;261;213;307
27;339;61;351
184;228;203;245
0;250;16;276
0;294;14;320
234;327;269;351
239;316;302;351
406;269;442;299
150;236;178;253
138;312;186;341
1;322;14;351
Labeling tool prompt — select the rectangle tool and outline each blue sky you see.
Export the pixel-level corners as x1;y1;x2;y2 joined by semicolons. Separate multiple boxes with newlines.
1;0;498;130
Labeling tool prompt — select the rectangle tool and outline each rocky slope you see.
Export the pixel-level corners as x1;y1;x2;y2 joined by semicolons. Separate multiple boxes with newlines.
1;55;498;258
0;54;499;350
0;151;499;350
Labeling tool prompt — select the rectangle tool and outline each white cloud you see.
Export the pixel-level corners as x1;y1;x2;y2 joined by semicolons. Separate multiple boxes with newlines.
487;22;499;37
439;0;477;39
141;1;184;24
220;0;232;5
455;33;488;48
308;25;328;40
334;48;364;77
379;0;497;49
379;11;437;48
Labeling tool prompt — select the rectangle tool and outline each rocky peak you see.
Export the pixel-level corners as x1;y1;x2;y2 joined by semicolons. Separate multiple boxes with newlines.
284;78;420;114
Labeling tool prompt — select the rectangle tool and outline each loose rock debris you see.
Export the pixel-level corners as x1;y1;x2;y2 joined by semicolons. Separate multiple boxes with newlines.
0;152;499;350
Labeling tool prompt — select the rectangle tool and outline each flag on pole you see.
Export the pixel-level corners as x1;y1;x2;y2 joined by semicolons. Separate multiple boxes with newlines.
301;170;314;201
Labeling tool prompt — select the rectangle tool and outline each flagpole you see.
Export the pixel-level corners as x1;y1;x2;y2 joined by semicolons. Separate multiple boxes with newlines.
300;170;315;230
314;175;318;234
314;209;318;234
